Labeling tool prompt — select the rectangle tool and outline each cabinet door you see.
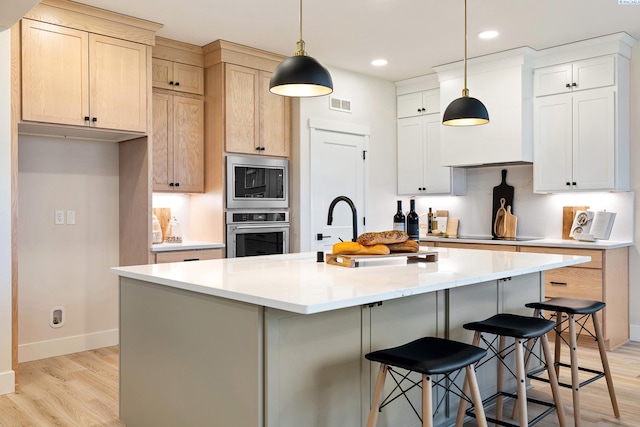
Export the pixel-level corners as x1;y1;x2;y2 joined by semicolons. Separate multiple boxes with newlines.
534;63;573;97
21;19;89;126
260;71;290;157
573;56;615;92
571;88;615;190
152;58;174;90
423;114;451;194
152;92;174;191
397;116;425;195
173;63;204;95
397;92;424;118
173;96;204;192
533;94;573;192
225;64;259;154
90;34;147;132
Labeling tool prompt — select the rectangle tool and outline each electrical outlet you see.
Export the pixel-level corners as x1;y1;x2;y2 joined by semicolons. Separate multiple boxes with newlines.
55;210;65;225
67;210;76;225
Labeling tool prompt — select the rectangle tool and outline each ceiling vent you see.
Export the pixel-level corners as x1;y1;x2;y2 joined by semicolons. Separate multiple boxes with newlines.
329;96;352;113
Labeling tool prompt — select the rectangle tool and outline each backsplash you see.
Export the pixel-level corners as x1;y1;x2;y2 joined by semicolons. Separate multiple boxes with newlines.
412;164;634;241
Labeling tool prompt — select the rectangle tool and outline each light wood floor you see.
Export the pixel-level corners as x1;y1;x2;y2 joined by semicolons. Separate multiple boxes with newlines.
0;342;638;426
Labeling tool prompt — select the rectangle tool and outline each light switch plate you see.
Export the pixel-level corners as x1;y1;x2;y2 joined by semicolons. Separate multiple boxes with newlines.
55;210;65;225
66;210;76;225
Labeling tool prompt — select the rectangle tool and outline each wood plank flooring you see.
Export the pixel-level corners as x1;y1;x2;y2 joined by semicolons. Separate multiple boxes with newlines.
0;342;638;426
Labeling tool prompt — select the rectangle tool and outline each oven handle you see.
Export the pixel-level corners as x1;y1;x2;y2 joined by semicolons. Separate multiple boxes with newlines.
230;224;290;230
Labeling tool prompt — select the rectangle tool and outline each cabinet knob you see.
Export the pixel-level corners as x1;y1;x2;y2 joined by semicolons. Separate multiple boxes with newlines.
572;82;577;87
92;117;97;122
174;82;180;87
566;83;571;88
84;116;90;121
169;81;174;86
175;182;180;187
566;182;571;186
572;182;577;186
169;182;174;187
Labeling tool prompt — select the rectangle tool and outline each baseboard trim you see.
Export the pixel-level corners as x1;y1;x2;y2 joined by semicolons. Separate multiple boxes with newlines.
0;370;15;395
18;329;119;363
630;324;640;342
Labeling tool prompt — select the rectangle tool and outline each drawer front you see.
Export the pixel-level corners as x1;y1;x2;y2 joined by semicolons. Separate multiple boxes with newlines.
435;242;517;252
155;248;223;263
519;246;602;269
544;267;602;300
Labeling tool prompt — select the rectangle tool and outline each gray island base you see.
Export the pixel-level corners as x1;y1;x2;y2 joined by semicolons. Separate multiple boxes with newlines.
112;249;589;427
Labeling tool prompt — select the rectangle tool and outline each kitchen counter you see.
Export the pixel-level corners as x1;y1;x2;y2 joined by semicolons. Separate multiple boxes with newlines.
112;249;589;315
150;240;225;252
420;235;633;249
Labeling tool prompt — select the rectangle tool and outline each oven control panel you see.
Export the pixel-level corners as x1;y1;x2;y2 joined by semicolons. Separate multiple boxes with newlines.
227;212;289;224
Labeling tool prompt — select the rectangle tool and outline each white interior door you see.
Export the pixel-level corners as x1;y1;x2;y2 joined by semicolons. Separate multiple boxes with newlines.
310;126;367;252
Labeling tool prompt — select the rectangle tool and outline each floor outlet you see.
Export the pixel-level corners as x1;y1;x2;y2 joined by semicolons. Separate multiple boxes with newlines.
50;306;64;328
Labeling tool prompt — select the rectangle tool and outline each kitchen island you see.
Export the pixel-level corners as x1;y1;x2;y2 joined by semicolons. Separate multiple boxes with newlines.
111;248;589;427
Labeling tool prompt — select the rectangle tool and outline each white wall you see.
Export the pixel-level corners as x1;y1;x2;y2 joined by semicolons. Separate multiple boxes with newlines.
17;135;120;362
293;66;398;251
629;42;640;341
0;29;15;394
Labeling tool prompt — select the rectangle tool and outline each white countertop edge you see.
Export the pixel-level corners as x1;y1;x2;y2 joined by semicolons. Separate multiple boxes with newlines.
151;241;225;252
420;236;633;249
112;252;591;315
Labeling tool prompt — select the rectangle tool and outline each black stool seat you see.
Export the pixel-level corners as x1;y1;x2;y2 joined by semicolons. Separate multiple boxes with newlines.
525;297;605;315
365;336;486;375
463;313;556;339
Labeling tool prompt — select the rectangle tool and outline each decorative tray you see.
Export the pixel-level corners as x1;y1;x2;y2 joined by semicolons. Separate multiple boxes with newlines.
325;250;438;268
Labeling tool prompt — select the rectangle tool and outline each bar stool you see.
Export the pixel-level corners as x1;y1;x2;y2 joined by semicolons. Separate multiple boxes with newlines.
455;313;567;427
524;297;620;426
365;336;488;427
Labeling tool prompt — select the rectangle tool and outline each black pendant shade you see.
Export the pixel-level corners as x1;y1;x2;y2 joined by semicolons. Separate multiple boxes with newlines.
442;0;489;126
442;94;489;126
269;53;333;97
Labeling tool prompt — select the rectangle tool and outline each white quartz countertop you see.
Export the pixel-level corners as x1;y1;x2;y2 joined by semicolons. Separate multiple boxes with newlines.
112;248;589;315
151;241;225;252
420;235;633;250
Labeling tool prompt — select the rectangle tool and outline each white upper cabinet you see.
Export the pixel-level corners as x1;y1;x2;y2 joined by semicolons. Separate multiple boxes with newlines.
397;89;439;118
534;56;615;97
532;33;634;193
435;48;535;167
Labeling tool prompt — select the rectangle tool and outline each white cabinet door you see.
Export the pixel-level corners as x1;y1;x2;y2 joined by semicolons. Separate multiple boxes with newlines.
534;55;615;97
534;88;615;192
397;89;439;118
572;88;615;190
534;63;573;97
397;116;425;194
423;115;451;194
533;94;573;192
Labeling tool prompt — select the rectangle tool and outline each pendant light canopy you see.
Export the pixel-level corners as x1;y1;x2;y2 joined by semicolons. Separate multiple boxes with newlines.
442;0;489;126
269;0;333;97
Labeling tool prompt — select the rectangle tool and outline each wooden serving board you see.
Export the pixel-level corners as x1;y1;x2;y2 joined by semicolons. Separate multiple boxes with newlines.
492;170;514;238
325;250;438;268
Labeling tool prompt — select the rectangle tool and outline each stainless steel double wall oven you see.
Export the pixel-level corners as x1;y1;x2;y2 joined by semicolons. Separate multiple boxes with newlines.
225;155;290;257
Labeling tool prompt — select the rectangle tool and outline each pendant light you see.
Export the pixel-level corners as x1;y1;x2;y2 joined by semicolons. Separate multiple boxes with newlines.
442;0;489;126
269;0;333;97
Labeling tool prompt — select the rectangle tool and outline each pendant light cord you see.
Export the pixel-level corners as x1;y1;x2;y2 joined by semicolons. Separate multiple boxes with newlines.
299;0;303;42
463;0;469;96
294;0;307;56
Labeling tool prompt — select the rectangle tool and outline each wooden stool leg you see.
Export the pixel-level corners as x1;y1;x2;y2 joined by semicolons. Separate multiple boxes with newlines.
496;335;506;423
466;364;488;427
541;333;567;427
568;314;581;427
554;312;562;378
455;331;482;426
592;311;620;417
423;375;433;427
515;339;529;427
367;364;388;427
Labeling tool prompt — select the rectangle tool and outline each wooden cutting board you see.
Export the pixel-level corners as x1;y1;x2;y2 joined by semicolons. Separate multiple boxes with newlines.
492;170;514;238
504;206;517;239
152;207;172;241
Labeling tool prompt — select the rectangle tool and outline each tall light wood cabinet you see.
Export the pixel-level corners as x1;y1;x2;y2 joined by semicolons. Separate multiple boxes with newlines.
21;18;148;132
225;63;290;157
152;91;204;192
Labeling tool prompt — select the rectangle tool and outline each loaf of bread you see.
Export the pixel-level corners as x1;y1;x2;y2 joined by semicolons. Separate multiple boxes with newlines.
357;230;409;246
386;240;420;253
332;241;390;256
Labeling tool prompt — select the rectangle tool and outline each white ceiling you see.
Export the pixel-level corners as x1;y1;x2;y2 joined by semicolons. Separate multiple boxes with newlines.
73;0;640;82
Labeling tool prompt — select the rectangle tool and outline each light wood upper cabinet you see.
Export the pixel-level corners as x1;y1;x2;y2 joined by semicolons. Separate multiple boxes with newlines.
152;91;204;192
152;58;204;95
21;19;147;133
225;63;290;157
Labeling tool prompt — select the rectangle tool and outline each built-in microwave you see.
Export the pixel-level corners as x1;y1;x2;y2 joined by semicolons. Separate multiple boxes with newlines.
226;155;289;209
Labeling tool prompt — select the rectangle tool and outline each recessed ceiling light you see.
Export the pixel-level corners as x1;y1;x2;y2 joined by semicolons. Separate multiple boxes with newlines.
478;30;499;40
371;59;388;67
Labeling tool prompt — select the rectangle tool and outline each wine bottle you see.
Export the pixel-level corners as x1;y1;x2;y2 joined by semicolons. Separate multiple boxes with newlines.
427;207;433;234
407;200;419;241
393;200;406;232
